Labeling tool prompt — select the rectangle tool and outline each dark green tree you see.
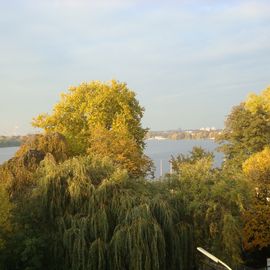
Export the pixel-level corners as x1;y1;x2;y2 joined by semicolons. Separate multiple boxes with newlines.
0;132;70;269
168;148;250;267
24;155;194;270
218;103;270;167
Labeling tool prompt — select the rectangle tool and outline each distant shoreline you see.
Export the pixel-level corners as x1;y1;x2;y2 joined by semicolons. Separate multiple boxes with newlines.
0;136;23;148
146;129;221;141
146;137;216;141
0;130;222;148
0;144;21;148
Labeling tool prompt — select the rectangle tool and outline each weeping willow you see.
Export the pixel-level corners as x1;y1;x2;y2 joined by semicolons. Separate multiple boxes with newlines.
35;155;194;270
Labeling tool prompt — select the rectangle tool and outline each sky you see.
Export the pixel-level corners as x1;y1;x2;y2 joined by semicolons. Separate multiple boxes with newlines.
0;0;269;135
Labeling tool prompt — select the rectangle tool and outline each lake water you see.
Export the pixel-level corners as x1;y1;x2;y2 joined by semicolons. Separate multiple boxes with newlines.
0;146;19;164
145;139;223;177
0;140;223;177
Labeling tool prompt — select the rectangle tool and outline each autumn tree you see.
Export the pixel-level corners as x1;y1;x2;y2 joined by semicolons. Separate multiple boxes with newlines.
217;87;270;168
0;132;69;200
245;86;270;113
0;132;70;269
242;147;270;252
16;132;69;162
217;86;270;266
88;125;153;177
32;80;151;177
218;104;270;167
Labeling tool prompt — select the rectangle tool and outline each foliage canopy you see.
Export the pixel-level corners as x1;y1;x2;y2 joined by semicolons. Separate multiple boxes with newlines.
32;80;151;177
14;155;193;270
242;147;270;251
218;103;270;166
169;148;250;266
218;86;270;265
2;82;270;269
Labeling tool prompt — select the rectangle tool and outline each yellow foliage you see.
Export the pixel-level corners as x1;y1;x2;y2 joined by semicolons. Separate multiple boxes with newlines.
32;80;146;155
245;86;270;114
242;147;270;184
243;203;270;251
32;80;151;177
88;125;153;178
242;147;270;251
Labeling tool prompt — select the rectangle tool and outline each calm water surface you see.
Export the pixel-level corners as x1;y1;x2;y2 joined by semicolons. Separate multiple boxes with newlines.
0;147;19;164
145;139;223;177
0;140;223;177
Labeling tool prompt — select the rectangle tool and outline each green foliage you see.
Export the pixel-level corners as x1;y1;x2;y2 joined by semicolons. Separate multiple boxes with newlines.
16;132;69;162
0;188;51;270
0;133;69;201
218;93;270;167
1;147;248;269
170;146;214;174
171;174;248;266
217;87;270;263
2;82;269;269
0;184;13;253
167;148;250;267
0;150;43;201
0;133;70;269
29;155;194;270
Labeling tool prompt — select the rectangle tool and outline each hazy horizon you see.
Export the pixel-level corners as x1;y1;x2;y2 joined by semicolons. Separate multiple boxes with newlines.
1;0;269;135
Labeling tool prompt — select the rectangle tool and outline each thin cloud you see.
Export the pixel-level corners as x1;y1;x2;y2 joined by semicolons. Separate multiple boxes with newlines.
0;0;270;132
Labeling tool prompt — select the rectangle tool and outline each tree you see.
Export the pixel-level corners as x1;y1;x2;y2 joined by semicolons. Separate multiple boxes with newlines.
217;86;270;267
0;132;69;201
17;155;193;270
242;148;270;252
245;86;270;114
168;148;250;267
32;80;145;152
88;125;153;178
243;147;270;193
218;103;270;167
16;132;69;163
0;133;70;269
32;80;151;177
170;146;214;174
218;87;270;166
0;184;13;250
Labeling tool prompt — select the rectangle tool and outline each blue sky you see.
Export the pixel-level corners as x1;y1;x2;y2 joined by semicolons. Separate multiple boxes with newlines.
0;0;269;134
